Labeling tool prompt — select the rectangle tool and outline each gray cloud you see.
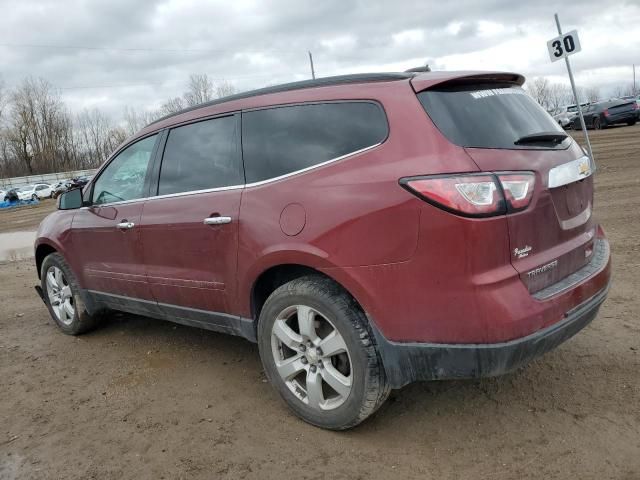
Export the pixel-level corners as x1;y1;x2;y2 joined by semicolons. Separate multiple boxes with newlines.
0;0;637;120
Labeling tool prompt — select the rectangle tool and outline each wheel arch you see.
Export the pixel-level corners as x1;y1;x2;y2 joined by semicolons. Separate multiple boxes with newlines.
35;241;58;279
249;263;369;326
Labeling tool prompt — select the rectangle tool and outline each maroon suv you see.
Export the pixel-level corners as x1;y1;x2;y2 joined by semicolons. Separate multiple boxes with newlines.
35;71;611;429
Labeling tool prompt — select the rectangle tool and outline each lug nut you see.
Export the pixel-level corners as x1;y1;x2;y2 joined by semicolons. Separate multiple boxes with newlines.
318;360;324;369
301;357;308;364
310;365;317;373
316;347;323;356
299;344;306;352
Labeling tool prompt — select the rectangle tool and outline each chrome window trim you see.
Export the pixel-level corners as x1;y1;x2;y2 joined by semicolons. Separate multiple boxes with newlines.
548;155;593;188
86;128;382;206
147;183;244;202
102;142;382;204
244;142;381;188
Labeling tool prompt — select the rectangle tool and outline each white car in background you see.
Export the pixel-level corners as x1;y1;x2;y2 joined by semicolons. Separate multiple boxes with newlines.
553;103;590;129
16;183;53;201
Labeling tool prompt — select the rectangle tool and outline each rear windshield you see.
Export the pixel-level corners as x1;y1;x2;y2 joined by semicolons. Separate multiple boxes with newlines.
417;84;568;149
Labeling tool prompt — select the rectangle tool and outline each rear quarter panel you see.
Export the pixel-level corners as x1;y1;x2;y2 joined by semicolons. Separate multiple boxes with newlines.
234;80;481;318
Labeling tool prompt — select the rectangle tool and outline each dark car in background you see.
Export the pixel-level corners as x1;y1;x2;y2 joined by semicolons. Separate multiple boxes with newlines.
572;99;639;130
68;176;91;189
3;188;20;202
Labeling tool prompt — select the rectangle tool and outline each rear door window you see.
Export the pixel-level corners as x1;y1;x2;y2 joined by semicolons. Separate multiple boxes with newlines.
417;84;568;149
242;102;388;183
158;114;242;196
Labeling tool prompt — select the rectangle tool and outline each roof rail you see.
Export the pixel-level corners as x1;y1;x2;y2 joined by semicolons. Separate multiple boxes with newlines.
147;72;414;127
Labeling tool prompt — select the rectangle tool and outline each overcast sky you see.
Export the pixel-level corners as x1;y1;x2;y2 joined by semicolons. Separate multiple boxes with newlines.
1;0;638;119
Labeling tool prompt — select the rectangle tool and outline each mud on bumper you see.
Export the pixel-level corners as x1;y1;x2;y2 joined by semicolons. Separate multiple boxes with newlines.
371;284;610;389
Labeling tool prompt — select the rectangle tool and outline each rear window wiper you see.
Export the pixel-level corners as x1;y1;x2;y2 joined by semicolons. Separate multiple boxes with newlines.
514;132;568;145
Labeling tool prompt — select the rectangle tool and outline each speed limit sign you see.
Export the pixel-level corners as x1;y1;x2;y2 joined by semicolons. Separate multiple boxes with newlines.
547;30;581;62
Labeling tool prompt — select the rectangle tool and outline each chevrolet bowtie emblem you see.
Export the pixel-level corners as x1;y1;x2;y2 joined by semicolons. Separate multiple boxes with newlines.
578;160;591;176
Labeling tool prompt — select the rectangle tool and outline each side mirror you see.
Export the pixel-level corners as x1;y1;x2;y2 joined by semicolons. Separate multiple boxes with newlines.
58;188;84;210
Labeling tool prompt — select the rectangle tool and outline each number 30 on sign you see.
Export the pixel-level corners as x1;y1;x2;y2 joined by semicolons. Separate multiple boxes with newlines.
547;30;582;62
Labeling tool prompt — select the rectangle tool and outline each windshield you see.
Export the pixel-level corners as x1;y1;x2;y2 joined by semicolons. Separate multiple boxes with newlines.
417;84;569;150
567;106;578;112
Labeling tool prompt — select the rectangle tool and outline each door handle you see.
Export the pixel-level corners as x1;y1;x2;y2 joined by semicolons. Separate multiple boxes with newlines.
117;220;135;230
203;216;232;225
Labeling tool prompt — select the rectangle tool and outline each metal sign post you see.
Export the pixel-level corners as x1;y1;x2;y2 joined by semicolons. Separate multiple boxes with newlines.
549;13;594;164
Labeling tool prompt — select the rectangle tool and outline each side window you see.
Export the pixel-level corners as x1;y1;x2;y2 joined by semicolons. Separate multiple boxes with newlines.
157;115;242;196
92;134;158;205
242;102;388;183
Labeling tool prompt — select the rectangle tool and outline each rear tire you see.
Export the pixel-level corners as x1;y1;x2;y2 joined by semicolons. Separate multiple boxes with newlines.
41;253;103;335
593;117;602;130
258;275;390;430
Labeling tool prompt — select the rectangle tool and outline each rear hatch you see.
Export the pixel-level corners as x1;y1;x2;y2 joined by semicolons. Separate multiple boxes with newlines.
607;101;636;119
414;77;596;294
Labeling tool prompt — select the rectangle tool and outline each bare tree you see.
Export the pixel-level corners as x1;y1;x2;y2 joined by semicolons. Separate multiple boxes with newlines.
584;86;600;103
183;73;214;106
158;75;237;116
547;83;573;113
5;77;76;174
215;80;236;98
526;77;552;110
159;96;186;116
123;106;159;136
0;79;7;122
611;84;635;98
75;108;118;168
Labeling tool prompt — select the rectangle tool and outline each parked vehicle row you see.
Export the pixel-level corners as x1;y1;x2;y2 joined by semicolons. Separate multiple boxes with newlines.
553;102;589;128
2;183;52;202
1;176;94;203
571;98;639;130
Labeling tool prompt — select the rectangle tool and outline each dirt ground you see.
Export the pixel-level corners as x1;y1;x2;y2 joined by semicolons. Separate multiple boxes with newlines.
0;200;56;234
1;126;639;480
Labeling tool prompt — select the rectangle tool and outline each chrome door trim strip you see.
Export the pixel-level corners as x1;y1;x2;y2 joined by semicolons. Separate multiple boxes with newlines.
243;142;381;188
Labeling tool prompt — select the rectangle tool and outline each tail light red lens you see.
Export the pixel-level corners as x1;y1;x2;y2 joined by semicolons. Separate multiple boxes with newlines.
400;172;535;217
632;103;639;110
603;109;610;117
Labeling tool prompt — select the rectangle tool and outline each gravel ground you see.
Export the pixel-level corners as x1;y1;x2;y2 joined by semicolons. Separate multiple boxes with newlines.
1;125;639;479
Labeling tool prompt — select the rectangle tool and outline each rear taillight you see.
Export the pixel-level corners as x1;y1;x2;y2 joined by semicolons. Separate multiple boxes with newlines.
400;172;535;217
497;173;535;212
603;109;610;117
632;103;639;110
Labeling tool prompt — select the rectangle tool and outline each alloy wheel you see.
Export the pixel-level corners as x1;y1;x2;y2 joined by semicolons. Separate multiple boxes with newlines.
271;305;352;411
46;266;74;325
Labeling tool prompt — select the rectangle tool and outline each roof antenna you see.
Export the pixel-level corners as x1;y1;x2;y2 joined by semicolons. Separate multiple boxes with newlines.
308;51;316;79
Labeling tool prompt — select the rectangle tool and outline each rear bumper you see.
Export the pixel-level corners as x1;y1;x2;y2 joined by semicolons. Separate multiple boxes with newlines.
604;112;637;124
371;283;609;388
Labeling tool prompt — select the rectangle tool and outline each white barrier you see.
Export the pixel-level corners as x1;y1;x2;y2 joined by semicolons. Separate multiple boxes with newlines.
0;169;97;189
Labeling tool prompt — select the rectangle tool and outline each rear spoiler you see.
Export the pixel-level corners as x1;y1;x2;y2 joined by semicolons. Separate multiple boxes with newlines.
410;71;525;93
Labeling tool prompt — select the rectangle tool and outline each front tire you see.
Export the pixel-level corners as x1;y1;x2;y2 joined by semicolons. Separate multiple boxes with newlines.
41;253;103;335
258;276;389;430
